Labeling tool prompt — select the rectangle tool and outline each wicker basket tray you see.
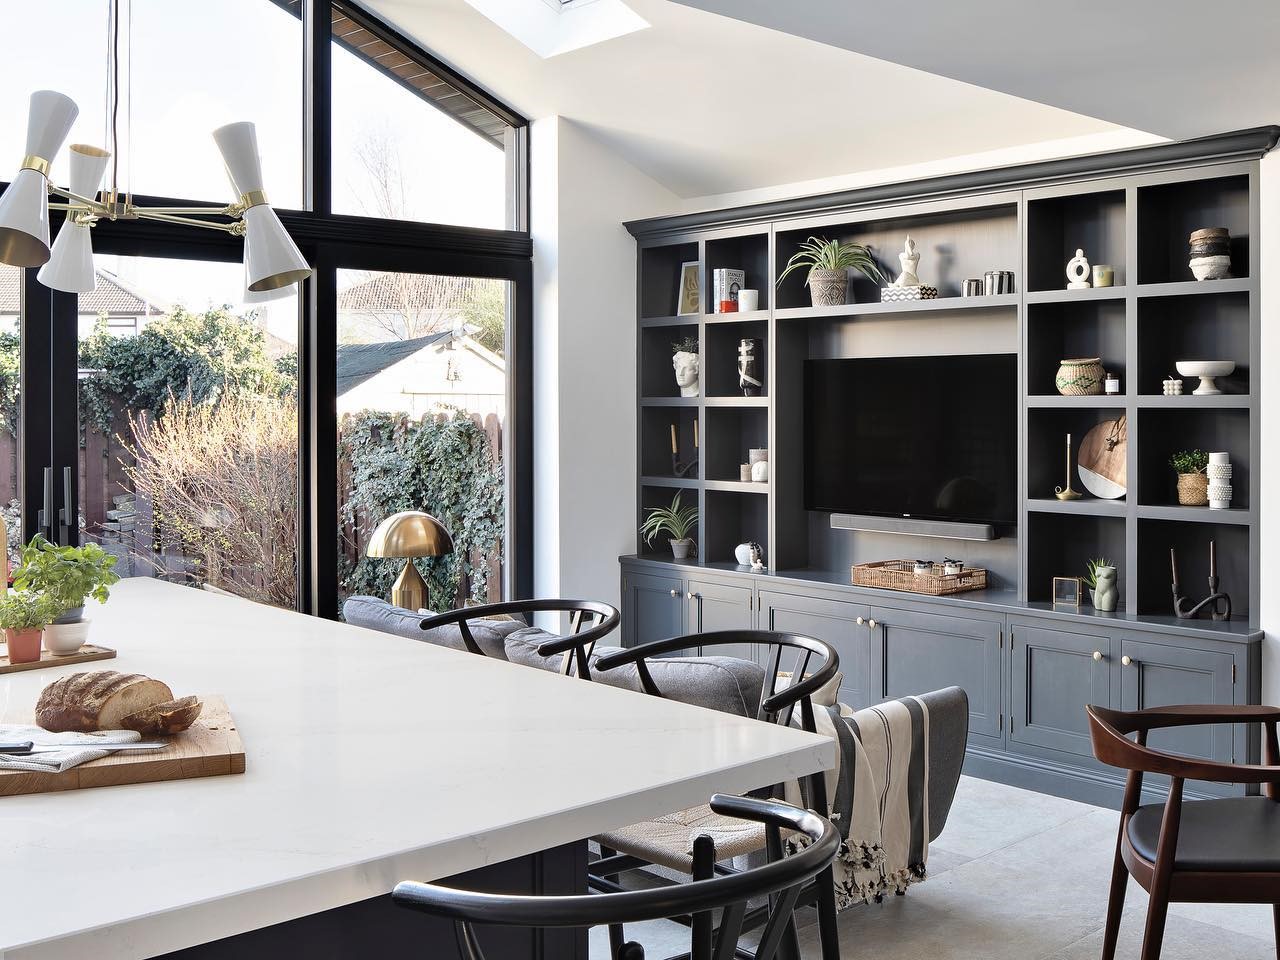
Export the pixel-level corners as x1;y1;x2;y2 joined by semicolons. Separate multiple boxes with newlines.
851;560;988;596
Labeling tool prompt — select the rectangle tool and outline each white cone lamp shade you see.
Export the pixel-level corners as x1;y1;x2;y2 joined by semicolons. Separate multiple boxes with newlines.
37;144;110;293
0;91;79;267
212;121;311;292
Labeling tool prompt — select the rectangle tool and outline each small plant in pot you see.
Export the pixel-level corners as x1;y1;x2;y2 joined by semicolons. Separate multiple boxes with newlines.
777;236;885;308
0;590;59;665
12;536;120;654
640;491;699;560
1083;557;1118;612
1170;449;1209;506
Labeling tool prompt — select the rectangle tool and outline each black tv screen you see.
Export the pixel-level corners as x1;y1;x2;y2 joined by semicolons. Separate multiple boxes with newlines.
804;354;1017;525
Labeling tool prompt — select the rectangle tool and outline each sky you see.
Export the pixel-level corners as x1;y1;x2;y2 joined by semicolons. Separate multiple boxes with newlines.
0;0;507;340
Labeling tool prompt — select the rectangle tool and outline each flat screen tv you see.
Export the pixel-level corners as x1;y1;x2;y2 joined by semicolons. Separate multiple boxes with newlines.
804;354;1017;525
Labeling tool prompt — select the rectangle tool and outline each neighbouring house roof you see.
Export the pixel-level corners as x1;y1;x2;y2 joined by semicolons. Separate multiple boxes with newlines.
260;330;297;361
0;265;165;316
337;272;487;315
336;330;458;396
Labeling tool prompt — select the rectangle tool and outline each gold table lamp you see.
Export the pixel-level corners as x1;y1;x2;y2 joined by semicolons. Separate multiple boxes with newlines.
366;511;454;611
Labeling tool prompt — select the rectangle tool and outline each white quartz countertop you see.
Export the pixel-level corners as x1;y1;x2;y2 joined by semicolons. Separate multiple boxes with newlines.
0;579;832;959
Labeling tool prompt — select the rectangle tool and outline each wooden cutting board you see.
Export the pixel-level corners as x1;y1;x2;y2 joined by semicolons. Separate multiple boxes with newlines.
0;644;117;675
0;696;244;797
1078;417;1128;499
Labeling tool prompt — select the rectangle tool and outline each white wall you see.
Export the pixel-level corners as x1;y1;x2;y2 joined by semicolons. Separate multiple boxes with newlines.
1261;151;1279;704
531;117;680;609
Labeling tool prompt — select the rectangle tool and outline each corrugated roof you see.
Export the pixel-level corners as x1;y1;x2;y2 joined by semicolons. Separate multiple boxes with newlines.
335;330;455;395
337;272;486;313
0;265;163;315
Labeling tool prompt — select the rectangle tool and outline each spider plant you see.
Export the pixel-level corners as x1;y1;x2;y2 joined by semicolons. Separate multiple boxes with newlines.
776;236;885;287
640;491;699;552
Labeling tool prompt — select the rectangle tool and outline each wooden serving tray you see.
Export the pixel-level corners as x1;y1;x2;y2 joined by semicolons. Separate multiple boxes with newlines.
0;696;244;797
0;644;117;674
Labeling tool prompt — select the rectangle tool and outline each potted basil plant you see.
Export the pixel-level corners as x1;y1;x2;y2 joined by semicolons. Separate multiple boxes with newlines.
776;236;885;308
12;536;120;654
0;590;59;664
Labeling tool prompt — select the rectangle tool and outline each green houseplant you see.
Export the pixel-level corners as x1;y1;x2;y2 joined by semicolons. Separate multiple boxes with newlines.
0;590;59;665
1083;557;1112;605
1170;449;1210;506
12;536;120;653
776;236;885;308
640;491;699;560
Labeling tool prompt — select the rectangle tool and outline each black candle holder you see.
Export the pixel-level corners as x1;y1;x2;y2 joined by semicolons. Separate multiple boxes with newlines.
1170;544;1231;621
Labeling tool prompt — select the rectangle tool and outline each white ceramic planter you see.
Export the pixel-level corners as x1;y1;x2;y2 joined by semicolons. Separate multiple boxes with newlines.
43;619;91;656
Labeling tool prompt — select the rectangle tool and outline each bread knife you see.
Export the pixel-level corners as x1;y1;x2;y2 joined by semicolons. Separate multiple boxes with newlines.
0;741;169;754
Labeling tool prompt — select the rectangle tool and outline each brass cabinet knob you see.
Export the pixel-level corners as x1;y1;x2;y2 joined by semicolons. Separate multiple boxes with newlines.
1092;650;1103;661
669;589;679;598
1122;655;1133;666
856;616;864;626
868;619;878;630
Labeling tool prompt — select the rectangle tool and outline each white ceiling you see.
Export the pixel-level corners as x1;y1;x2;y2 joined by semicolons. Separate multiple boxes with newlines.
364;0;1142;199
669;0;1280;141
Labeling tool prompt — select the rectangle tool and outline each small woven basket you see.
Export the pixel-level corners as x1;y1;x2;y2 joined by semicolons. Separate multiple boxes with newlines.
1176;472;1209;506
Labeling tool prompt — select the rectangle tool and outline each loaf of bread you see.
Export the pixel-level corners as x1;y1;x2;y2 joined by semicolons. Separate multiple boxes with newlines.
36;671;202;735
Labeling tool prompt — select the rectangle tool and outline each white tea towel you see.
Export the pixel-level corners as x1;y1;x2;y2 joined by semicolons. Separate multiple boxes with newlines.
0;725;143;774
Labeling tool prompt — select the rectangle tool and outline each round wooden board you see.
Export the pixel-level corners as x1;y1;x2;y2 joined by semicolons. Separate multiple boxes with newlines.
1078;416;1127;499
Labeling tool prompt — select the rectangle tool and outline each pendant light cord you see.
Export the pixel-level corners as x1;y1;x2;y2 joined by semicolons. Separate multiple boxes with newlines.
109;0;120;205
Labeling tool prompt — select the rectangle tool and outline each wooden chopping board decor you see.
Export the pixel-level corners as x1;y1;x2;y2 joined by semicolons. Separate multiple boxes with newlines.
0;695;244;797
0;643;117;675
1078;416;1127;500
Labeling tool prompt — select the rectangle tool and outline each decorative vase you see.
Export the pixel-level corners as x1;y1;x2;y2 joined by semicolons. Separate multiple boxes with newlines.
734;541;762;566
737;338;762;397
4;626;43;664
1176;472;1209;506
669;538;693;560
807;268;847;307
44;619;91;656
1093;566;1118;612
1055;357;1105;396
1208;452;1233;509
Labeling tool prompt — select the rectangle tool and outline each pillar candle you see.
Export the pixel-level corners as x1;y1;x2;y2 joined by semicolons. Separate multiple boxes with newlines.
670;424;677;454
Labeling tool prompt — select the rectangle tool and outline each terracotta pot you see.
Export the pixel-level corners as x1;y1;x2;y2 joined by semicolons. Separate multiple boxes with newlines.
670;538;694;560
807;269;847;307
1176;472;1209;506
1055;357;1105;396
4;626;43;664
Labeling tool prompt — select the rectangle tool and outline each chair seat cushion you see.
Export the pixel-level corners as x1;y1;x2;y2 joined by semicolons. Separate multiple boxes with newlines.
599;803;766;873
1128;796;1280;871
504;628;625;675
341;596;526;659
596;656;766;718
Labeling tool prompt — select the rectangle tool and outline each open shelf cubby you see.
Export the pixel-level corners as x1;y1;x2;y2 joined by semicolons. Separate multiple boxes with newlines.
640;323;698;398
1026;299;1127;396
639;483;700;561
1027;406;1128;504
640;242;699;319
704;406;768;483
1136;409;1249;510
1137;174;1250;284
1027;189;1126;291
705;233;769;314
1026;511;1127;606
704;490;769;566
1136;292;1250;397
1137;518;1249;621
640;406;699;480
773;203;1018;309
704;320;767;398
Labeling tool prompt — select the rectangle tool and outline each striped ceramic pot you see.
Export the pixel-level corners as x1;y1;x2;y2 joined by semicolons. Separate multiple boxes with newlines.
1055;357;1106;396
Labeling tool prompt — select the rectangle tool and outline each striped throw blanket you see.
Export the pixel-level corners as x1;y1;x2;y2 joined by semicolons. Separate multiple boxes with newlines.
785;696;931;909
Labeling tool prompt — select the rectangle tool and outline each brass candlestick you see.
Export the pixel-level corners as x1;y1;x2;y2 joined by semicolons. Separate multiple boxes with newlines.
1054;432;1082;501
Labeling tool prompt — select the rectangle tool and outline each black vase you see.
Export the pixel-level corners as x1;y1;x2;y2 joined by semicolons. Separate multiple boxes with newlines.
738;338;762;397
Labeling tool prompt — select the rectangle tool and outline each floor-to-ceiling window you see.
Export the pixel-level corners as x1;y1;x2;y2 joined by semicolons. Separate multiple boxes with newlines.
1;0;530;616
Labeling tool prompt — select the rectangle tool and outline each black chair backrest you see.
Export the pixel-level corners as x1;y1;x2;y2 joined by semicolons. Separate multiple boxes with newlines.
419;599;619;672
393;794;839;960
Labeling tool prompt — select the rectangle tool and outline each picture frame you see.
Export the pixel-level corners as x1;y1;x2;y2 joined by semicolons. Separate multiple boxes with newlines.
1052;576;1083;609
676;261;700;316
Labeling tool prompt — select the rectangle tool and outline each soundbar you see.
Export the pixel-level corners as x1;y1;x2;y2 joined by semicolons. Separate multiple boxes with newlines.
829;513;998;541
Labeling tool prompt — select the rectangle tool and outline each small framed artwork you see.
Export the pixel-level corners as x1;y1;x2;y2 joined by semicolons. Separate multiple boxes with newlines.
676;261;700;316
1052;576;1083;609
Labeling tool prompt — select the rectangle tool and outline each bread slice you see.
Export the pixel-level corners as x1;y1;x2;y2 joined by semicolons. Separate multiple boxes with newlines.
120;695;203;735
36;671;174;733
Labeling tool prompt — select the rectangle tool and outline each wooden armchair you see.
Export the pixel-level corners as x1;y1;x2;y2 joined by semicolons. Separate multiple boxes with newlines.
1086;702;1280;960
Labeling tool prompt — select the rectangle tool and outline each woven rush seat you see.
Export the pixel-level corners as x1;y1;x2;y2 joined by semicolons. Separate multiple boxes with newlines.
600;802;768;872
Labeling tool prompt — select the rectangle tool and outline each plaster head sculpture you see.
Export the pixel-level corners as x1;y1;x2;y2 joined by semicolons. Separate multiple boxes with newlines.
673;350;700;397
892;235;921;288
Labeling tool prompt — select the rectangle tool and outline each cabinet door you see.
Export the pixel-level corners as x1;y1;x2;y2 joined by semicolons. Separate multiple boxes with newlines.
759;591;870;708
622;571;687;649
688;578;756;662
869;605;1003;740
1010;622;1112;759
1120;638;1234;764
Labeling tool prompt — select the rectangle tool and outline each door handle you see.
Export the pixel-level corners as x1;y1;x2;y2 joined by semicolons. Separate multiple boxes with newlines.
58;465;72;545
1092;650;1104;661
1122;655;1134;666
37;466;53;540
868;619;878;630
669;589;679;598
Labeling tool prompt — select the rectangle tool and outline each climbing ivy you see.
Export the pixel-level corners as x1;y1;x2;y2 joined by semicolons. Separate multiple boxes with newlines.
0;332;18;437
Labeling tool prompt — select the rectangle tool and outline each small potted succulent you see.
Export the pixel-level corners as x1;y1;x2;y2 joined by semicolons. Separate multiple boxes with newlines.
12;536;120;654
1170;449;1210;506
776;236;885;308
1083;557;1112;607
0;590;59;664
640;491;699;560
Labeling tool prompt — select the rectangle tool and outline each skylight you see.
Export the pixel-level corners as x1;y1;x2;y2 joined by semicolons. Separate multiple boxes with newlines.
462;0;648;58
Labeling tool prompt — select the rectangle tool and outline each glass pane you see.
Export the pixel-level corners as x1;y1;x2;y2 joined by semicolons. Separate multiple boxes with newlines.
77;256;299;609
336;269;508;614
330;16;509;229
0;268;24;576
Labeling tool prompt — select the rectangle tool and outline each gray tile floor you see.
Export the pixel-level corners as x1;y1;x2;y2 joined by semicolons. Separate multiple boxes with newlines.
591;776;1277;959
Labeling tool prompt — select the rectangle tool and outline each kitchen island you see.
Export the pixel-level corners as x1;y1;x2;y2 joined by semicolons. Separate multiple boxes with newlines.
0;579;832;960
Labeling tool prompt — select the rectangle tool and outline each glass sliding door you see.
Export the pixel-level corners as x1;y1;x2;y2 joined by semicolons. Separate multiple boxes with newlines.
335;268;510;613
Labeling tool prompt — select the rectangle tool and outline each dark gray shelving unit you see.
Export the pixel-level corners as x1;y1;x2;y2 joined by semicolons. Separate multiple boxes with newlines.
627;129;1274;807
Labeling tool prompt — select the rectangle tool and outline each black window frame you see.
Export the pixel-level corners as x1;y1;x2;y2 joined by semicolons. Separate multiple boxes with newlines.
13;0;532;618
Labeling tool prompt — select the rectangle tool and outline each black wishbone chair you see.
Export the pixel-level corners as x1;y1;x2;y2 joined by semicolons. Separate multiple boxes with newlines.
419;599;620;673
581;630;842;960
393;794;840;960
